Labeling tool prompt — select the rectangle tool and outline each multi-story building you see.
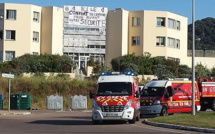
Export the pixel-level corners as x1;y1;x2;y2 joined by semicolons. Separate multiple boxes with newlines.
0;3;42;61
63;5;108;70
0;3;63;62
106;8;188;68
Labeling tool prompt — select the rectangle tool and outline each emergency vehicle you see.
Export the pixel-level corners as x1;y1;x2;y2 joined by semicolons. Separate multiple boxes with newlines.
198;77;215;111
140;79;201;116
90;72;140;124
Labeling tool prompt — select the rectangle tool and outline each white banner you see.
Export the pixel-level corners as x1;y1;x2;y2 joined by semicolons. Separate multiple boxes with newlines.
64;5;108;27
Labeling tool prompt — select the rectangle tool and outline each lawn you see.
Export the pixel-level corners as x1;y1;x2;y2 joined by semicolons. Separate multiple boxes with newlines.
148;112;215;129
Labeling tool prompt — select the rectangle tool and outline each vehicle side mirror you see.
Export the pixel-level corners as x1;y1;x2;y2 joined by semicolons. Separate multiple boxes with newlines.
165;86;173;98
165;93;170;98
89;91;95;99
135;91;140;98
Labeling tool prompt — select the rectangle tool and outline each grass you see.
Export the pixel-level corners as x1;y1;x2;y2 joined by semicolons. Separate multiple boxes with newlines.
148;112;215;129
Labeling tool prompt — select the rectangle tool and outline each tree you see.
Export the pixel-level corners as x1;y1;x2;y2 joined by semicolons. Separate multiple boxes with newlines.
188;17;215;50
195;63;210;78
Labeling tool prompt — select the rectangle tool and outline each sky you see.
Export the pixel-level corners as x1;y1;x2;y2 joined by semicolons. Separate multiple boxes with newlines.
1;0;215;24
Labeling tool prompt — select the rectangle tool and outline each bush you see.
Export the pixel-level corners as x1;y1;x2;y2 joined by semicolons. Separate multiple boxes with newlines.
0;54;76;76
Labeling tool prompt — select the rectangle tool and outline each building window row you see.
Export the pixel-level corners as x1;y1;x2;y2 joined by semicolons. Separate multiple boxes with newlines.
156;36;180;49
132;17;140;26
0;30;40;42
64;27;100;31
1;9;39;22
157;17;180;31
132;36;140;45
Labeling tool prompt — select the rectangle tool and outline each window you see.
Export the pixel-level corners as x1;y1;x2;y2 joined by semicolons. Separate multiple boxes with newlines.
33;12;39;22
6;30;16;40
5;51;15;61
0;31;3;40
33;31;39;42
176;21;180;30
156;37;165;46
6;10;16;20
132;17;140;26
0;10;3;20
168;38;175;48
157;17;165;27
0;51;2;61
168;19;175;29
132;36;140;45
33;52;39;55
176;39;180;49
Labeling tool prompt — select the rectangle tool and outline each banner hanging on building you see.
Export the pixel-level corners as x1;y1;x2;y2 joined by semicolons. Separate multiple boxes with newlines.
64;5;108;27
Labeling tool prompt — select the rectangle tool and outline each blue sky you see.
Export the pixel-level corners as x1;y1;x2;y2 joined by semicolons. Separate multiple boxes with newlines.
1;0;215;24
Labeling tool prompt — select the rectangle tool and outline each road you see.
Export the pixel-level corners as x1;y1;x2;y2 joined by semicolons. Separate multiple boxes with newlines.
0;111;201;134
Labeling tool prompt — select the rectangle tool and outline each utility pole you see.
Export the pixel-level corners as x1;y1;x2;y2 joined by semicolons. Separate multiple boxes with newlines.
192;0;196;115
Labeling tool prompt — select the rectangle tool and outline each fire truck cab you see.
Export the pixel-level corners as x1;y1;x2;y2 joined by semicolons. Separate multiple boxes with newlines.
90;72;140;124
140;79;201;116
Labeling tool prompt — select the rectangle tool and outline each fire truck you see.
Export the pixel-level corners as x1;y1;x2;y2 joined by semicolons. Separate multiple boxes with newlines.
140;78;215;116
198;77;215;111
90;72;140;124
140;79;200;116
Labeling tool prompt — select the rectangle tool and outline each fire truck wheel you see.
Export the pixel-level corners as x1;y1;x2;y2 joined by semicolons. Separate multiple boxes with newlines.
129;112;136;124
160;107;168;116
211;99;215;111
200;105;207;111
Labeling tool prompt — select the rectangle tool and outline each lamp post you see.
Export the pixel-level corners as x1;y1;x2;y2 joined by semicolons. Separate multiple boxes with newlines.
192;0;196;115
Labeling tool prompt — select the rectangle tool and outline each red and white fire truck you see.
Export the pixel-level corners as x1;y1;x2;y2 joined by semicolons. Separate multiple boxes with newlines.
198;77;215;111
140;78;215;116
90;72;140;124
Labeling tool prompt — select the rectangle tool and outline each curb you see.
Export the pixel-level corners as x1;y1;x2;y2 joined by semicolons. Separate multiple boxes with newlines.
0;112;31;116
142;119;215;133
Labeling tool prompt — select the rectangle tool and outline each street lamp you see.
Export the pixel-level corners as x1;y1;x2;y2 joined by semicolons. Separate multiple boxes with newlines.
192;0;195;115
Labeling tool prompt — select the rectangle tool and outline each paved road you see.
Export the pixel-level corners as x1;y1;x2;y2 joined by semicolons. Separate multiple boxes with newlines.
0;111;201;134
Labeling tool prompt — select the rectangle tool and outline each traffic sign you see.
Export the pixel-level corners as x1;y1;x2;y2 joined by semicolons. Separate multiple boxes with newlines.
2;73;14;79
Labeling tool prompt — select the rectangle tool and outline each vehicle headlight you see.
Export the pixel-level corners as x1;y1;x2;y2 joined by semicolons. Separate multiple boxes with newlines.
154;100;161;105
124;99;132;110
93;100;101;110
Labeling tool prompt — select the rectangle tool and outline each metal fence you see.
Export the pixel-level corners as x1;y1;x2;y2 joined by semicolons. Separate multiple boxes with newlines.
47;95;63;110
188;50;215;57
70;95;87;110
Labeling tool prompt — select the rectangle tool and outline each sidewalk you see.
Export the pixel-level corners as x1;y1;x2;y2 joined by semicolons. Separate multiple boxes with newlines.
142;119;215;133
0;110;31;115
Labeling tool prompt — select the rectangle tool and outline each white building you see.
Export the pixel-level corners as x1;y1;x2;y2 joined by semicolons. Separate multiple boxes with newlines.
63;5;108;72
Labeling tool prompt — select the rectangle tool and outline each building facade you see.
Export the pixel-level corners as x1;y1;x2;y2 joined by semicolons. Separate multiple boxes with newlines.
0;3;42;61
0;3;63;62
106;8;188;68
63;5;108;71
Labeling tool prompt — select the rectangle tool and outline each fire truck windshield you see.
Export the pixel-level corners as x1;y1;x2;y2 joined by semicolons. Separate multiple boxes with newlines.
97;82;132;96
141;87;165;97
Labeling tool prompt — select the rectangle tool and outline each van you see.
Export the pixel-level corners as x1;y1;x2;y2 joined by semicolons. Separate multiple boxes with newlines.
140;79;200;116
90;72;140;124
